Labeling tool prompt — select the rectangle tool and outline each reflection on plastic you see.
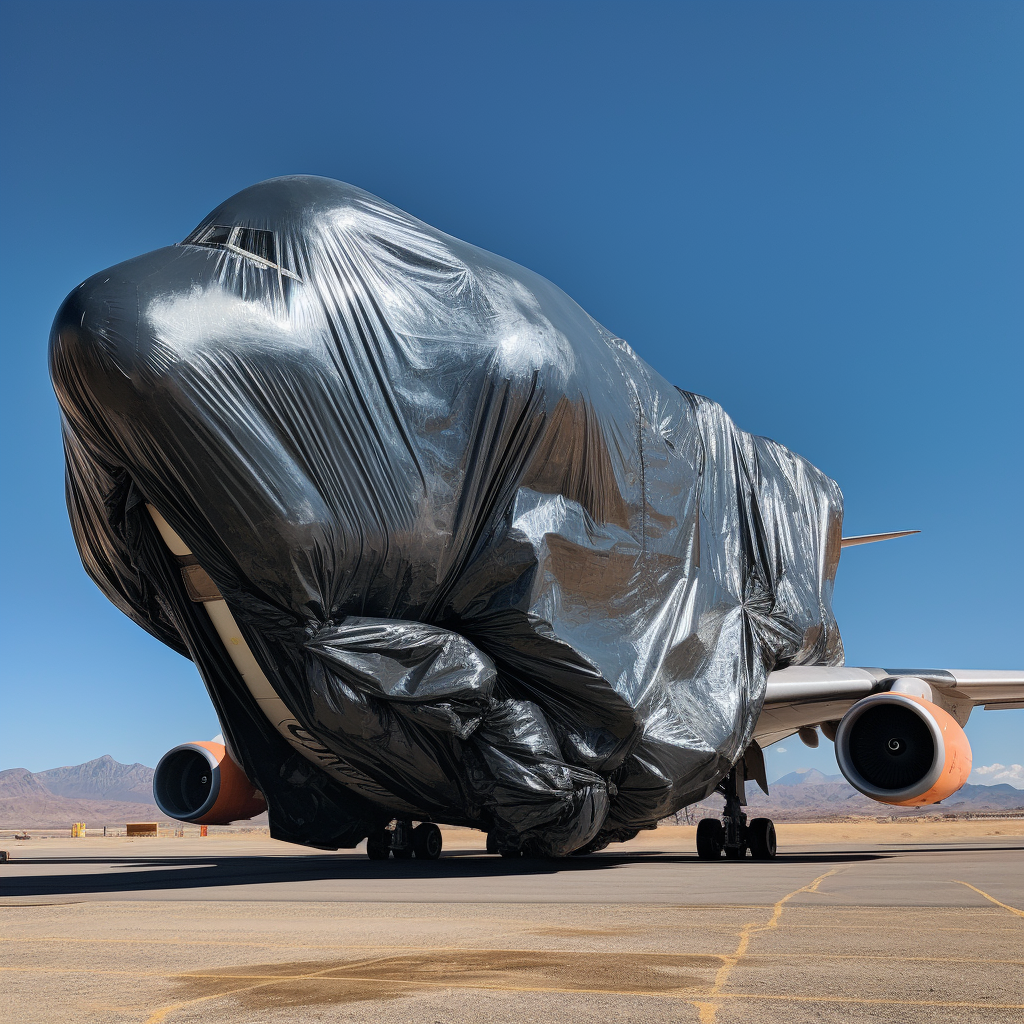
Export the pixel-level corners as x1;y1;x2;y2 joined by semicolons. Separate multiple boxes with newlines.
50;176;843;856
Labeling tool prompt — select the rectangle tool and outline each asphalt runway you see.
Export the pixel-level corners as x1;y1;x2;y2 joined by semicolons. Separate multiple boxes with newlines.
1;828;1022;1023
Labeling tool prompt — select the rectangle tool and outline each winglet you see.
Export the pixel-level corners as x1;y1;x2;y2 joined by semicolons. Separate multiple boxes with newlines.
840;530;920;549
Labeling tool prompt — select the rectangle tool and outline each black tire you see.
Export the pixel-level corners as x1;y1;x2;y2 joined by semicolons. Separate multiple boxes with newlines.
486;832;499;854
366;830;391;861
413;822;443;860
747;817;777;860
696;818;724;860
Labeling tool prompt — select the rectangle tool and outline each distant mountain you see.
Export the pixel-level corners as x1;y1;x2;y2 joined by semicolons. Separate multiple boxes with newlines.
0;756;167;828
677;773;1024;822
0;755;271;829
772;769;843;787
4;756;1022;830
738;776;1024;817
31;755;155;802
943;784;1024;811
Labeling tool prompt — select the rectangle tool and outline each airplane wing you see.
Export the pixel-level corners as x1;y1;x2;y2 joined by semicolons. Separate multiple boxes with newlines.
755;666;1024;747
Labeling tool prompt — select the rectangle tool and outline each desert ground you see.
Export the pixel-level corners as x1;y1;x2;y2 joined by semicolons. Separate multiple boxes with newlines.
1;819;1022;1024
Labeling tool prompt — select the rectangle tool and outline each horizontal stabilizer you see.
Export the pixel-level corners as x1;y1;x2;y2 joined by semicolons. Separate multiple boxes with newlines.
840;529;920;548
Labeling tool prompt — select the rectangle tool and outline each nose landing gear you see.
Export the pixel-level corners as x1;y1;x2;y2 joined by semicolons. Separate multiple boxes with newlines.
365;819;443;860
696;762;777;861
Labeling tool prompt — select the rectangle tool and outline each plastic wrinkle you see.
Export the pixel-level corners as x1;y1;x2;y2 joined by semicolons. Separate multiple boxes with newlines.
50;176;843;856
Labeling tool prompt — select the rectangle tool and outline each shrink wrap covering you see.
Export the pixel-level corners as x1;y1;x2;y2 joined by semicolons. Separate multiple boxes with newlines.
50;177;843;854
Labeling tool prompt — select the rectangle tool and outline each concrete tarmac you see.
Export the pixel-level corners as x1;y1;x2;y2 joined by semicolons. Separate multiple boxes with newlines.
1;824;1022;1023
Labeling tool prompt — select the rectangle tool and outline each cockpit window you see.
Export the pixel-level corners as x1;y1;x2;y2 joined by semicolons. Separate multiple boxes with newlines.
195;224;233;248
183;224;299;280
234;227;276;265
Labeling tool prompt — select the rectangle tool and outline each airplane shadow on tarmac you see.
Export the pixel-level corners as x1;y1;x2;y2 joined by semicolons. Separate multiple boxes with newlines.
0;850;889;899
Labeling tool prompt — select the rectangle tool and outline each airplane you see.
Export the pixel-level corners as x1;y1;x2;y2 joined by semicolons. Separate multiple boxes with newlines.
50;177;1024;863
147;508;1024;862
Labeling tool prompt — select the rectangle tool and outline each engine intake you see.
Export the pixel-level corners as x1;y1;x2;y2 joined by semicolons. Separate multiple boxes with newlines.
835;693;971;806
154;741;266;825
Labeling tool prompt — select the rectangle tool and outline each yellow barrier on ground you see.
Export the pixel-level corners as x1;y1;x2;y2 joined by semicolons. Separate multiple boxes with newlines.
125;822;158;837
70;822;86;837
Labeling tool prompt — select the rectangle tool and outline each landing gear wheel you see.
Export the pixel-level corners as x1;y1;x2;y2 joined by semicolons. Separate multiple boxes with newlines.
747;817;777;859
413;822;443;860
366;830;391;860
486;832;499;854
696;818;724;859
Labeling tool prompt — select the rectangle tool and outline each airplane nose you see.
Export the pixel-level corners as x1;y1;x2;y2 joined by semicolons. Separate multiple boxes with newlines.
51;273;140;377
49;270;145;424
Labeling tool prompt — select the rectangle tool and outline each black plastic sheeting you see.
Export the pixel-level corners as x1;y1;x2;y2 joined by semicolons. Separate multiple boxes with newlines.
50;176;843;855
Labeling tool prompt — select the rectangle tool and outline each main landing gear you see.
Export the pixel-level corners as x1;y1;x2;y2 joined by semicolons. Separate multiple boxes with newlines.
696;763;777;861
365;818;443;860
485;831;525;858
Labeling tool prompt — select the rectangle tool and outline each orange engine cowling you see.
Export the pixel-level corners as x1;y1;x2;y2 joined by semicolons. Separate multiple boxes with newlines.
835;693;972;806
153;741;266;825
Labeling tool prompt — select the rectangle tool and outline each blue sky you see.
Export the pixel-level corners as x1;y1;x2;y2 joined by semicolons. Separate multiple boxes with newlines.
1;2;1021;787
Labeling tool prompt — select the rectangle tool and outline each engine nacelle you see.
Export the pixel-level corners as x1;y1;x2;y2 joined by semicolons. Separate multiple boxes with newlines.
835;693;972;806
153;741;266;825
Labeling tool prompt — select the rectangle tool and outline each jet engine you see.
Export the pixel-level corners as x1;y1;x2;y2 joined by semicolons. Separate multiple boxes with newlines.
153;741;266;825
834;693;971;806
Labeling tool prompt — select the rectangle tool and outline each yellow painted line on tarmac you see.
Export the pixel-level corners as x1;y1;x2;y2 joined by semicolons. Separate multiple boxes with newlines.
743;953;1024;964
709;992;1024;1009
1;968;172;977
148;971;1024;1011
142;959;384;1024
692;869;839;1024
0;934;1020;966
140;949;430;1024
953;880;1024;918
3;965;1021;1016
770;921;1023;934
